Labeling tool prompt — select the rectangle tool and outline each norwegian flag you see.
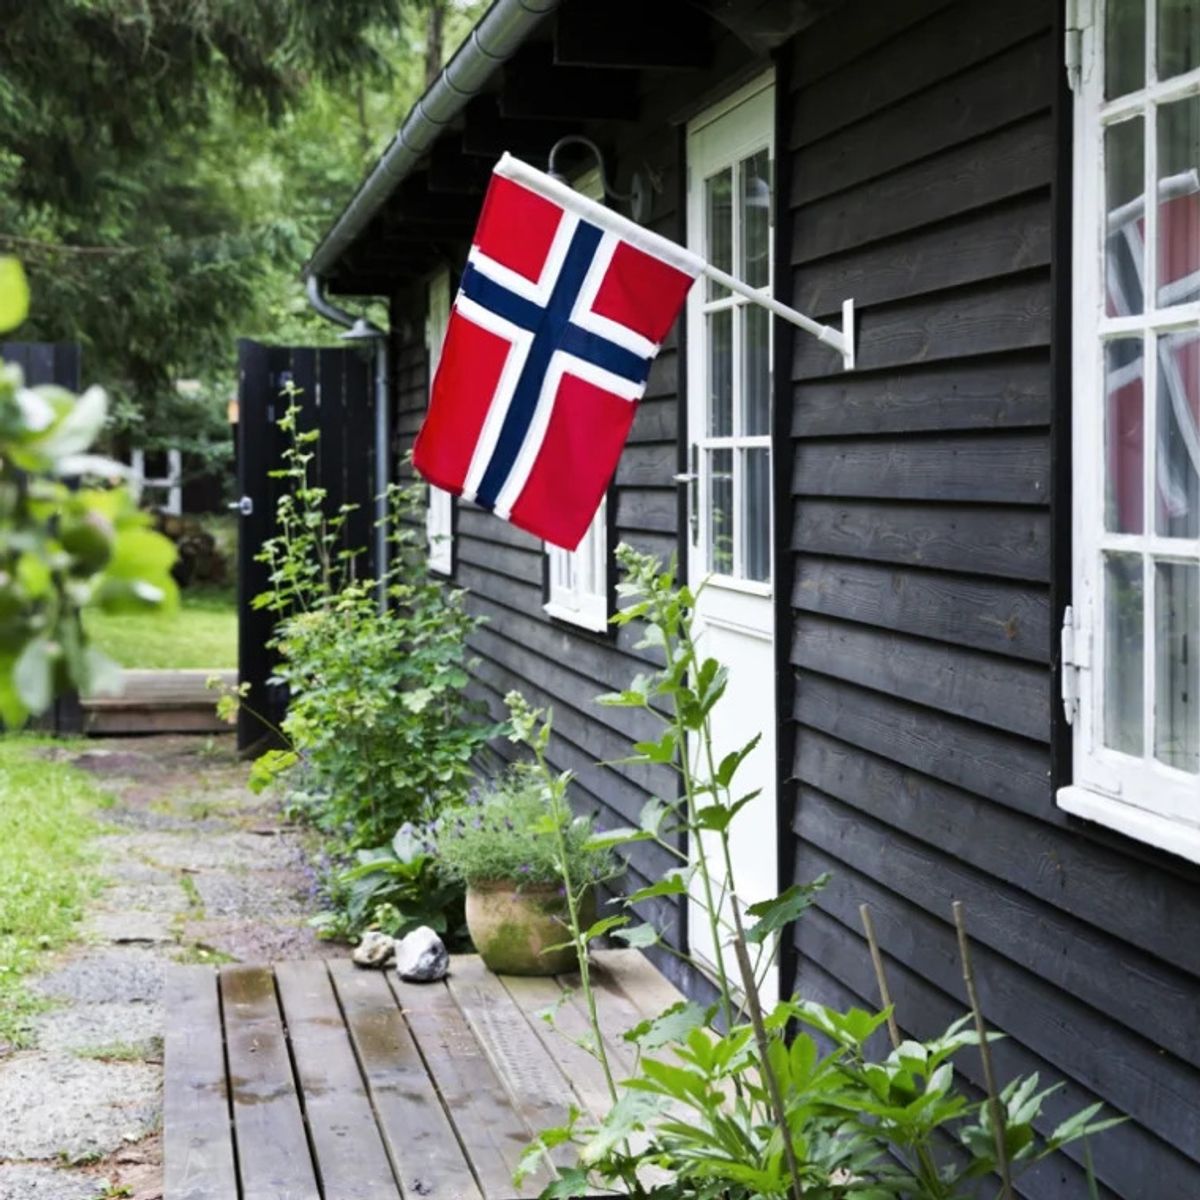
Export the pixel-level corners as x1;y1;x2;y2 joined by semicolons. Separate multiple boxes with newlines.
413;153;702;550
1106;169;1200;535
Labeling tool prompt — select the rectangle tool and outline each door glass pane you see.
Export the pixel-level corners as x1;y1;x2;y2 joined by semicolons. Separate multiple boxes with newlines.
1104;552;1145;756
1106;0;1146;98
741;303;771;436
707;448;733;575
1106;337;1145;533
1155;561;1198;774
1156;331;1200;538
739;149;771;289
706;168;732;299
1159;0;1200;80
1106;117;1145;317
707;308;732;436
1156;97;1200;310
742;448;770;583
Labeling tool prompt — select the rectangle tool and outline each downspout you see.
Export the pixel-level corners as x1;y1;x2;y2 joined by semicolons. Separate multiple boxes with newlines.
304;275;390;612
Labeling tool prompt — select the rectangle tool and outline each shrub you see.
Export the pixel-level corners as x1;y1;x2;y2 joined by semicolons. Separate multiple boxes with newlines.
435;765;617;888
250;400;498;851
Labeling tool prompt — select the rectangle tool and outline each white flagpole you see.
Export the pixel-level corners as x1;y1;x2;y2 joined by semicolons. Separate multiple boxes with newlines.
701;263;856;371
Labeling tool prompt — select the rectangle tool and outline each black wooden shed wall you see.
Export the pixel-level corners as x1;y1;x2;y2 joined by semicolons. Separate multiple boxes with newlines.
781;2;1200;1197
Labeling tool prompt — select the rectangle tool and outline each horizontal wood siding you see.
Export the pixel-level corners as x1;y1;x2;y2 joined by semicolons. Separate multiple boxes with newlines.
784;2;1200;1196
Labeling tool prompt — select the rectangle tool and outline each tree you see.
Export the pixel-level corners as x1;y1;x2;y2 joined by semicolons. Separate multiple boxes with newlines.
0;0;407;450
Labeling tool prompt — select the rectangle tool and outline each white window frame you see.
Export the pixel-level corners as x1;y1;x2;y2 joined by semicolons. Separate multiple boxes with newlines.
1060;0;1200;862
543;168;611;632
426;269;454;574
684;74;775;599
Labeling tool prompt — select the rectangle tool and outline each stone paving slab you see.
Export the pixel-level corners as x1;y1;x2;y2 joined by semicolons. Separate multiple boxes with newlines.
0;1163;99;1200
192;869;308;918
84;912;175;945
0;1053;159;1160
94;883;191;917
31;1003;163;1059
100;830;303;872
35;949;166;1005
182;917;339;963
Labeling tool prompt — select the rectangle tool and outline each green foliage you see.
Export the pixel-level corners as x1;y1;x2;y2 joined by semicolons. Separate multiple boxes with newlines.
435;764;618;888
312;824;465;944
0;259;177;724
512;546;1120;1200
0;737;107;1045
252;401;496;851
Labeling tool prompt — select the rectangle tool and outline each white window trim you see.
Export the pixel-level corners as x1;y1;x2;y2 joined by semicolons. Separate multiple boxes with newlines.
543;167;611;632
426;269;454;575
684;72;776;598
1062;1;1200;861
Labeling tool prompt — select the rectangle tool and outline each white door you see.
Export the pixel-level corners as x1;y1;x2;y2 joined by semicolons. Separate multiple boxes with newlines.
684;74;778;1001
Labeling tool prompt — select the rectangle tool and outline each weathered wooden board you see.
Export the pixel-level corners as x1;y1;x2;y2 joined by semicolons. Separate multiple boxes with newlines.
328;960;482;1200
274;961;400;1199
219;965;321;1200
163;966;238;1200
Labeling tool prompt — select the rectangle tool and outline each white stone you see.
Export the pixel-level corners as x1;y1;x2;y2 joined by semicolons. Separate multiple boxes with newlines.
394;926;448;982
351;930;396;968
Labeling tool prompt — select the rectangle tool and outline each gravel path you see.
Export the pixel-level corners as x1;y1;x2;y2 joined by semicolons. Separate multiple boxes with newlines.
0;735;341;1200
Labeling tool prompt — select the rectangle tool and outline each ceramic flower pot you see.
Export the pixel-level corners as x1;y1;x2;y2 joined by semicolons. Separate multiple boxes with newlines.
465;879;594;975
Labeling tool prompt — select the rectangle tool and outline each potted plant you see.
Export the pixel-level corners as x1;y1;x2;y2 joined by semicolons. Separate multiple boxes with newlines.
436;767;617;975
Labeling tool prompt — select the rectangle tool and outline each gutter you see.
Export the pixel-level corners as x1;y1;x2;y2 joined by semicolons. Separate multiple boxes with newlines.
305;0;561;283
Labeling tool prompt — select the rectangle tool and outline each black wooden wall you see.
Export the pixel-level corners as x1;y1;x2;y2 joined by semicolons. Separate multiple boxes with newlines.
782;2;1200;1196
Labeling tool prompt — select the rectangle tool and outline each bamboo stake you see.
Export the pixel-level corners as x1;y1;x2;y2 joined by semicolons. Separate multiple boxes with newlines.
952;901;1013;1200
858;904;901;1050
731;932;805;1200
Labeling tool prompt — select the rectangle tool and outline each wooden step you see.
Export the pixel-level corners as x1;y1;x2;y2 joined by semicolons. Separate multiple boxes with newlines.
82;669;235;736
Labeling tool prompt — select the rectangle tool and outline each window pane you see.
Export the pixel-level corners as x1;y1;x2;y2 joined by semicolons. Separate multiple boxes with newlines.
1159;0;1200;80
707;309;732;436
707;448;733;575
1106;0;1146;98
1156;97;1200;310
1156;331;1200;538
1104;552;1145;756
1155;562;1198;774
706;168;732;299
1106;337;1145;533
741;303;771;436
742;448;770;583
1106;117;1145;317
739;149;771;290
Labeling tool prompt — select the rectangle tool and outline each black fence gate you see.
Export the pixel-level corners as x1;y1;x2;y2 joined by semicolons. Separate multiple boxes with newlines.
235;340;376;753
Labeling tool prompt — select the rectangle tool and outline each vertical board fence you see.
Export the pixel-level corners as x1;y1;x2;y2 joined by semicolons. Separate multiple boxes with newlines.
235;339;375;753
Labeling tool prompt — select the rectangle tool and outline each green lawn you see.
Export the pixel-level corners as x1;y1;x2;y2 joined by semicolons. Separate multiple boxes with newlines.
0;738;108;1043
86;585;238;669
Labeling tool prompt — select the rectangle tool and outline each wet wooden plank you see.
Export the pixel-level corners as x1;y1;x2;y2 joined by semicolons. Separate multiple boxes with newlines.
219;965;320;1200
328;959;481;1200
163;965;237;1200
390;972;549;1200
274;961;399;1199
445;956;578;1154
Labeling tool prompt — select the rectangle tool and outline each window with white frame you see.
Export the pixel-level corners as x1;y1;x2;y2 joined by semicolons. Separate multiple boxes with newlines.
1062;0;1200;860
544;168;611;631
426;269;454;574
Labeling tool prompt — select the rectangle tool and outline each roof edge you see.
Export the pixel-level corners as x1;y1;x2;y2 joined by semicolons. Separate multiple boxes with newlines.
305;0;560;283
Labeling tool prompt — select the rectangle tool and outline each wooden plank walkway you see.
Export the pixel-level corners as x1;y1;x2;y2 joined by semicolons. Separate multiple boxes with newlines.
164;951;683;1200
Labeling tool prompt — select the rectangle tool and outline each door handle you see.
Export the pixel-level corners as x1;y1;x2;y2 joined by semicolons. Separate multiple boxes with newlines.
228;495;253;517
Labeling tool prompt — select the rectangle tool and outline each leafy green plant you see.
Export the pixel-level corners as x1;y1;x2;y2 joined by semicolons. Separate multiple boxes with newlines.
244;400;497;851
436;763;618;888
512;545;1119;1200
313;824;465;944
0;257;177;725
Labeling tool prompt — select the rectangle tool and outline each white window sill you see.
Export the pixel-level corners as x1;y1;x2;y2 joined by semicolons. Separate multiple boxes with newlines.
543;600;609;633
1057;784;1200;866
